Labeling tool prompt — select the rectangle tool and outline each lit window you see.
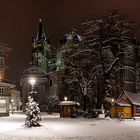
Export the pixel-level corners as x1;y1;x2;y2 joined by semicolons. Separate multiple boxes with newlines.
0;57;4;65
0;87;4;94
136;106;140;113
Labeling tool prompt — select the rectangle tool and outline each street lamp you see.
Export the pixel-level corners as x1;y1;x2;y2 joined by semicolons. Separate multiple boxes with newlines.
111;98;115;103
29;77;36;100
29;78;36;88
11;99;14;114
64;96;67;101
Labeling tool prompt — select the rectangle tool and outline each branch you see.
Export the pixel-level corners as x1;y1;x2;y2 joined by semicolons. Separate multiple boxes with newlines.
71;49;99;57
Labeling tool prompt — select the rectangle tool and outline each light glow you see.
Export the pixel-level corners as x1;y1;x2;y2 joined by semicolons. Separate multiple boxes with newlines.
29;78;36;86
64;96;67;101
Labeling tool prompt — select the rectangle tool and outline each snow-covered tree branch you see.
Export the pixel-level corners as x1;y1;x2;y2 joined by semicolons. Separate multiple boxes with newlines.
80;11;137;113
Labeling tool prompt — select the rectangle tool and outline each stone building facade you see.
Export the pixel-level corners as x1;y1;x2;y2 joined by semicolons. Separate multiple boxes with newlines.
0;44;16;116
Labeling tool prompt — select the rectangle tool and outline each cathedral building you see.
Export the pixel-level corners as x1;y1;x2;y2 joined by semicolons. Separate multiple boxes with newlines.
21;19;140;112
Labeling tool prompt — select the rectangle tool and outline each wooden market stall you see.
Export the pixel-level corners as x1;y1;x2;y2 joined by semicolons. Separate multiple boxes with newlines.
112;91;140;119
59;101;80;117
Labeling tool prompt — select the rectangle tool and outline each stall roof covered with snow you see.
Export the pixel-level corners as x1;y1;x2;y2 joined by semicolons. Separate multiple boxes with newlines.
59;101;80;106
112;91;140;118
117;91;140;106
59;101;80;117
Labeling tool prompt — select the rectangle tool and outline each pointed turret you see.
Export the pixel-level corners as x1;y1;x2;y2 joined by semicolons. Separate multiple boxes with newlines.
31;19;51;72
36;19;46;41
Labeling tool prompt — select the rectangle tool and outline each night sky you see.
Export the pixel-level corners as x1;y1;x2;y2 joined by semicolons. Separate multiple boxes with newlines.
0;0;140;88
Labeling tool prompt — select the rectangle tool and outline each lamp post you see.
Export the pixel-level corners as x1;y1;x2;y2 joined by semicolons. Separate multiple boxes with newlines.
26;77;41;127
29;77;36;100
11;99;14;114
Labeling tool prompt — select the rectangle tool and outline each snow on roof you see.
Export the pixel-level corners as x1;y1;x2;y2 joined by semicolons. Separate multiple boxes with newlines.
59;101;80;106
0;81;15;88
21;66;48;82
0;43;11;52
124;91;140;106
65;31;83;42
116;102;131;107
22;66;47;75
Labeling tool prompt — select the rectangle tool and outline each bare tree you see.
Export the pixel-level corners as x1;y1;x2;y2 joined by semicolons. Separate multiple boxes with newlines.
81;11;137;112
61;11;137;113
63;43;98;111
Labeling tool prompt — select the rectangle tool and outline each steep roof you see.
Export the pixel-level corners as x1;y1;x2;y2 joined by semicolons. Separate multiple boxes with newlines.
118;91;140;106
124;91;140;106
36;19;46;41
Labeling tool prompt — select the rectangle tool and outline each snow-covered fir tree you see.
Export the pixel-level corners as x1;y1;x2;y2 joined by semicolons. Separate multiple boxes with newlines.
25;96;41;127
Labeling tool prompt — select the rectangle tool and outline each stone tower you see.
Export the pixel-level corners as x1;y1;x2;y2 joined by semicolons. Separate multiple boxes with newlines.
21;19;49;111
31;19;51;72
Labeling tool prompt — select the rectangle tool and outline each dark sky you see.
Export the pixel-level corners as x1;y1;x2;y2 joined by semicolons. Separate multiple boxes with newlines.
0;0;140;88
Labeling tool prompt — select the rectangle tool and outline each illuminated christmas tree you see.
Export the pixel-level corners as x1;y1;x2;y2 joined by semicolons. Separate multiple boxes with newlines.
25;96;41;127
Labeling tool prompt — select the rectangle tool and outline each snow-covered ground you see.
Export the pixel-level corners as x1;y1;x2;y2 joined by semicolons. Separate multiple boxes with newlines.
0;112;140;140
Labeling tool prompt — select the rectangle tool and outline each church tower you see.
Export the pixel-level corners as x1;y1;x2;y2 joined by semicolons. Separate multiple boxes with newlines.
31;19;51;72
21;19;50;111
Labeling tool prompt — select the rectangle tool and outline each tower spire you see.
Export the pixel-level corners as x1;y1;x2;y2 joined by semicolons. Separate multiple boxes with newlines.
36;18;46;41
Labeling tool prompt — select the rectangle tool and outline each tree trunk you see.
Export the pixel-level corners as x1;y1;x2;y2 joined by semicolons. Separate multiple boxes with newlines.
81;86;88;111
83;95;87;111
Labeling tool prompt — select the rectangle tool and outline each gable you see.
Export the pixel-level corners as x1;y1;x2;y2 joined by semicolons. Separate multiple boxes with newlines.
117;91;140;105
117;92;131;104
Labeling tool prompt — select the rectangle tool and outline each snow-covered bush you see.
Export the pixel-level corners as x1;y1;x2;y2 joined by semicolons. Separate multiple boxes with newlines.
46;94;60;114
